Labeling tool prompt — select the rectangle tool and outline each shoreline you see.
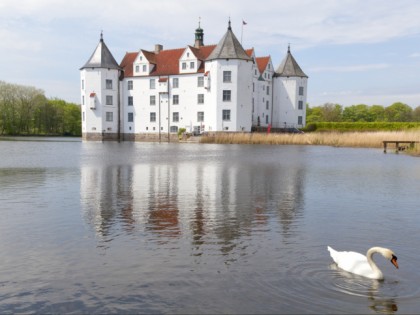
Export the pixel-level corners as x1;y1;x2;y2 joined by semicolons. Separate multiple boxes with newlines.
200;131;420;155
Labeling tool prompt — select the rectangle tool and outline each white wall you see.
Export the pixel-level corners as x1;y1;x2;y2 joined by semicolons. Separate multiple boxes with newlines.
81;68;120;135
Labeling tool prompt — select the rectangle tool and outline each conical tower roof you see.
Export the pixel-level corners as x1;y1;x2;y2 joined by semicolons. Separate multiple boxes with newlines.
207;20;252;61
275;45;307;78
80;33;122;70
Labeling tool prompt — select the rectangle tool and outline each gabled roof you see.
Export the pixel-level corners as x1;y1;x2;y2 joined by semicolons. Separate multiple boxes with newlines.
120;52;137;77
206;21;252;61
275;46;307;78
80;34;122;70
256;56;270;74
120;45;217;78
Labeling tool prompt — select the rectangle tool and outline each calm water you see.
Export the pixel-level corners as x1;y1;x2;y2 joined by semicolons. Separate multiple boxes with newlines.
1;138;420;314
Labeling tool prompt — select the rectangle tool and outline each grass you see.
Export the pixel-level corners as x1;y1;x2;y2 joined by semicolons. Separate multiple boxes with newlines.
200;131;420;154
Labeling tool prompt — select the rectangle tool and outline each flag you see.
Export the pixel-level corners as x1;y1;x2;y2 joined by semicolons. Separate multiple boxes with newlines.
243;20;247;25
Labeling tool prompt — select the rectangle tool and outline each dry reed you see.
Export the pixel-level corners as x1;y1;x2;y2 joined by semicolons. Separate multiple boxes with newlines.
200;131;420;152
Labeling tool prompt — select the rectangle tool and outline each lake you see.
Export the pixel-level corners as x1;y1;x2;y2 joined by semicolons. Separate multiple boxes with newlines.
1;138;419;314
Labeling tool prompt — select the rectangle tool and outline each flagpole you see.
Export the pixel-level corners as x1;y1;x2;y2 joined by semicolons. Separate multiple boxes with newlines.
241;20;247;45
241;22;243;44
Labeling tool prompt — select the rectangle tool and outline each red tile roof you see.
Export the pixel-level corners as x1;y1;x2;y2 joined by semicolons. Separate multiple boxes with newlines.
256;56;271;74
120;45;217;78
120;52;137;77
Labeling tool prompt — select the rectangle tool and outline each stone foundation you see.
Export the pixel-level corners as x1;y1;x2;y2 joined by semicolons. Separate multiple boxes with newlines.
82;132;179;142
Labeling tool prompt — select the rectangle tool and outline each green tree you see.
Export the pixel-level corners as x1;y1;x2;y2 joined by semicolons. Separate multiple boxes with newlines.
320;103;343;122
412;106;420;122
369;105;385;122
384;102;412;122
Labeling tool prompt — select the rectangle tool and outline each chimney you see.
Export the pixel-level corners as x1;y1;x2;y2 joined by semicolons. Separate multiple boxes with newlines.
155;44;163;54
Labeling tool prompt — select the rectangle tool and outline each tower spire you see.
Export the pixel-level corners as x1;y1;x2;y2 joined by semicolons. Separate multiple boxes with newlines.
194;18;204;48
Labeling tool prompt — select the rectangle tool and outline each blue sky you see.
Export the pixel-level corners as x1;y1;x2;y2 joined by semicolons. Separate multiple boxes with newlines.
1;0;420;108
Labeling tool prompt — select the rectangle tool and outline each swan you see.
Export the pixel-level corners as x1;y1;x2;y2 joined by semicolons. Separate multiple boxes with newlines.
327;246;398;280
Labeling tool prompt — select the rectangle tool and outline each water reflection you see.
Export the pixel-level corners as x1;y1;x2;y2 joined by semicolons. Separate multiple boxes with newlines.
80;156;305;254
330;263;399;314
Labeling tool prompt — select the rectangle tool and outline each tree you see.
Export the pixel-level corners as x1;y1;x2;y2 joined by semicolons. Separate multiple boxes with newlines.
0;81;81;136
412;106;420;122
384;102;412;122
368;105;385;122
320;103;343;122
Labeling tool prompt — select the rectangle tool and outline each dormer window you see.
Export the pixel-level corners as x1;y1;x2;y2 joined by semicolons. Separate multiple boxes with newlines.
182;62;187;70
135;65;139;73
140;56;143;61
187;53;190;57
190;61;195;69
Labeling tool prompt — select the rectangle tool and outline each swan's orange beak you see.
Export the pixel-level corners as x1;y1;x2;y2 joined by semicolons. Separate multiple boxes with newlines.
391;256;399;269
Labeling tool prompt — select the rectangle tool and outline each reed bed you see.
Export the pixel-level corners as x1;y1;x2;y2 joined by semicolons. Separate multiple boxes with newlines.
200;131;420;153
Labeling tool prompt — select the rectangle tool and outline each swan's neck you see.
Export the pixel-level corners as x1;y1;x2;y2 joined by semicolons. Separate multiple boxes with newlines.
366;247;384;280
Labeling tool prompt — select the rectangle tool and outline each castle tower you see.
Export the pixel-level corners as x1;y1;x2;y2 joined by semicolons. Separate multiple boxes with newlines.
194;19;204;48
206;20;253;132
272;45;308;129
80;33;122;141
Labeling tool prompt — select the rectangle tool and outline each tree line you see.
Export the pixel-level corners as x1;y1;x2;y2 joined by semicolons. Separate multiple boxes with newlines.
0;81;81;136
307;102;420;123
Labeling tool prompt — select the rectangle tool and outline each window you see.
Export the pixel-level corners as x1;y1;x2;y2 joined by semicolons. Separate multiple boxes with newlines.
143;65;146;72
173;95;179;105
150;112;156;122
266;115;269;124
266;101;269;110
197;94;204;104
150;79;155;89
299;86;304;95
253;83;255;92
223;90;231;102
223;71;231;82
150;95;156;105
82;112;85;121
190;61;195;69
267;86;270;95
173;78;179;88
81;80;84;90
128;96;133;106
106;79;112;89
298;116;303;125
197;111;204;122
298;100;303;110
170;126;178;133
182;62;186;70
128;112;134;122
128;80;133;90
197;76;204;87
82;95;85;105
173;112;179;122
222;110;231;121
106;112;113;122
106;95;113;105
135;65;139;73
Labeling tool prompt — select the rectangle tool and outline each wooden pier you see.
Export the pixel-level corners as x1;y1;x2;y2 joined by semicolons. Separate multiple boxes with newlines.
383;141;419;153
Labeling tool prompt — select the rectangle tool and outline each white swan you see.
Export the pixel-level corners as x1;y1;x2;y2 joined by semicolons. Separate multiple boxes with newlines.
327;246;398;280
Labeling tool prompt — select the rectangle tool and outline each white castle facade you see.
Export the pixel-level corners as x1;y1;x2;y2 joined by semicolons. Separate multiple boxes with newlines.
80;21;308;141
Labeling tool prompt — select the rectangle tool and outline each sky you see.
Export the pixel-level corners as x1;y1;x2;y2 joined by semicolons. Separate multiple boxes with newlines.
2;0;420;108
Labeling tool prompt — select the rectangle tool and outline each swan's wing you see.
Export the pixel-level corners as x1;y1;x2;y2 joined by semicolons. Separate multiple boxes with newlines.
328;247;371;274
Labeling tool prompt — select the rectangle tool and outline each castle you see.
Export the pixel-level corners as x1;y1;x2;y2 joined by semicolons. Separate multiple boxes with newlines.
80;21;308;141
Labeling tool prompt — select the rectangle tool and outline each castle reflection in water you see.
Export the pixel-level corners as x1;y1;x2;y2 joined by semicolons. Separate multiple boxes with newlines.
80;158;305;252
